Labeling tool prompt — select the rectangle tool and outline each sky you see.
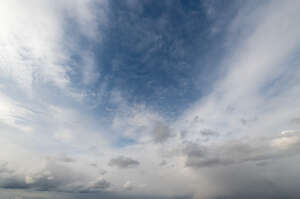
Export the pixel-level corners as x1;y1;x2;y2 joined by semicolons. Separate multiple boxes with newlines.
1;0;300;199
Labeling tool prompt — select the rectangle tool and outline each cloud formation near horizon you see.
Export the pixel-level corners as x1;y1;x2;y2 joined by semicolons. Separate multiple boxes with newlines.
1;0;300;199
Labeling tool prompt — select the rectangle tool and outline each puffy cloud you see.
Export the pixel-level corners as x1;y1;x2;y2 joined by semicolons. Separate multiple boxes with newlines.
0;160;112;194
87;178;111;191
108;156;140;169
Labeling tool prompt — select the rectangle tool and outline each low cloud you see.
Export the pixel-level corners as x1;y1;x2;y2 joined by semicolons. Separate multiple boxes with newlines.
183;131;300;168
200;129;219;137
108;156;140;169
159;160;167;166
152;122;172;143
56;154;76;163
0;161;111;193
123;181;133;191
87;178;111;191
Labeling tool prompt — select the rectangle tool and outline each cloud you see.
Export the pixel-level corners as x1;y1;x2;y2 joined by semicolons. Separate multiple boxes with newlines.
87;178;111;191
159;160;167;167
1;1;300;199
183;131;300;168
291;117;300;124
123;181;133;191
0;160;112;194
200;129;219;138
152;122;172;144
108;156;140;169
0;162;28;189
55;154;76;163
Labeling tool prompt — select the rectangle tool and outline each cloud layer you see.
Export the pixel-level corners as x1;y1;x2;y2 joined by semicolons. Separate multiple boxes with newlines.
1;0;300;199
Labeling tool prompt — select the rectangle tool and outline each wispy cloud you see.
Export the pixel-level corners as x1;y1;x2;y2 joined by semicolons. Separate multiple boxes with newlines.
1;1;300;199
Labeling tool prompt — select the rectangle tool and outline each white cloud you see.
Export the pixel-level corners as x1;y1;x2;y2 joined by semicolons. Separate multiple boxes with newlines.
0;91;33;133
0;0;107;97
1;1;300;199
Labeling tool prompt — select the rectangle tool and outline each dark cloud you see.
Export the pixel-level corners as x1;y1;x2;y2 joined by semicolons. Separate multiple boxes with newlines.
0;163;28;190
0;190;192;199
0;178;28;190
123;181;133;191
57;154;76;163
0;161;111;193
214;195;297;199
207;156;300;199
74;192;192;199
183;142;206;158
88;178;110;191
152;122;172;143
291;117;300;124
108;156;140;168
180;130;188;139
183;132;300;168
90;163;97;167
99;169;107;175
240;117;258;126
240;118;248;125
200;129;219;137
255;161;269;167
0;162;14;174
159;160;167;166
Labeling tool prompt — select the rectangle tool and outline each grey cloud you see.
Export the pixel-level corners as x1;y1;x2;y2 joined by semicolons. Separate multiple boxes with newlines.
0;189;192;199
183;142;206;158
25;173;58;191
0;162;28;190
200;129;219;137
180;130;188;139
0;161;111;193
0;162;14;174
159;160;167;166
123;181;133;191
191;116;204;123
207;156;300;199
240;117;257;126
240;118;248;125
57;154;76;163
99;169;107;175
74;192;192;199
186;157;233;168
152;122;172;143
90;163;97;167
45;155;75;164
64;178;111;193
213;195;297;199
291;117;300;124
255;161;269;167
87;178;110;191
108;156;140;169
183;131;300;168
0;177;28;190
